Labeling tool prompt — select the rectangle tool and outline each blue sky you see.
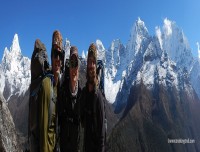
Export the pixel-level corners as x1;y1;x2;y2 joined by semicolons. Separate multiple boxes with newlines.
0;0;200;60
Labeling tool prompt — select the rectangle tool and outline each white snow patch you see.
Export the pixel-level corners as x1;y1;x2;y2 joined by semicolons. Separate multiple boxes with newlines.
105;72;122;104
155;26;163;49
197;42;200;59
82;50;86;59
163;18;173;36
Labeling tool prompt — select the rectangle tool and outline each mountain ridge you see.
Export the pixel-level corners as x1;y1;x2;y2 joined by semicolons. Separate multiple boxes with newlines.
1;18;200;104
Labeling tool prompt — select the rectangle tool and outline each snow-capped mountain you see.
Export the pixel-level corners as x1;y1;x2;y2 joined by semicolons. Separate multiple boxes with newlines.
155;19;200;100
127;18;150;59
104;39;126;103
0;34;30;101
1;18;199;107
156;18;193;71
100;17;200;110
107;18;200;152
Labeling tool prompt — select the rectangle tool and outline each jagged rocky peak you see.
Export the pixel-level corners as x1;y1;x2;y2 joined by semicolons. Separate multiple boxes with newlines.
2;34;23;71
0;93;21;152
134;17;149;37
110;39;125;54
96;39;105;52
143;36;162;62
106;39;126;70
111;39;121;49
109;39;121;66
127;17;150;58
2;47;9;62
156;18;193;69
104;39;127;104
10;34;21;55
162;18;189;51
2;34;22;71
0;34;30;101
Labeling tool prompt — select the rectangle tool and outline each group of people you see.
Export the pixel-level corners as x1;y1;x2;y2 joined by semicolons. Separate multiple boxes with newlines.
28;30;106;152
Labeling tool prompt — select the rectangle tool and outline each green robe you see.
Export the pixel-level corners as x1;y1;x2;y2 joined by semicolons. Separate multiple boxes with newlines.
39;77;57;152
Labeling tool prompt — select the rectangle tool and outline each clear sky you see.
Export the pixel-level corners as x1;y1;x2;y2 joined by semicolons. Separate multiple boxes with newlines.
0;0;200;60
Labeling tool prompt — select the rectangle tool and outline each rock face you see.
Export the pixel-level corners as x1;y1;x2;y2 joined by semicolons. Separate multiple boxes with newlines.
7;89;30;149
0;93;21;152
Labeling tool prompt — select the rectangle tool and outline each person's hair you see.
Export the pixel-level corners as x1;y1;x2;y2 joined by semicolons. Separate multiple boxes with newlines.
51;30;63;60
86;43;98;86
87;43;97;64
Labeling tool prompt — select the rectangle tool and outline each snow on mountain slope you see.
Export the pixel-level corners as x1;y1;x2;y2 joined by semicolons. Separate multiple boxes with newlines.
197;42;200;59
156;19;200;100
156;18;193;70
63;38;71;60
191;43;200;98
96;39;106;62
127;17;149;59
104;39;127;103
82;50;86;59
125;18;198;103
104;18;158;104
190;58;200;98
109;18;151;106
0;64;5;94
0;34;30;101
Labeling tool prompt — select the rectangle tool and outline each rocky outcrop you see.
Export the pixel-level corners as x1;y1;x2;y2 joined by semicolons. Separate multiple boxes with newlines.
0;93;21;152
8;89;30;149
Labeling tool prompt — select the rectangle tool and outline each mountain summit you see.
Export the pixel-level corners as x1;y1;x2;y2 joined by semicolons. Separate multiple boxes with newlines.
0;34;30;101
100;18;200;110
156;18;193;70
10;34;21;55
